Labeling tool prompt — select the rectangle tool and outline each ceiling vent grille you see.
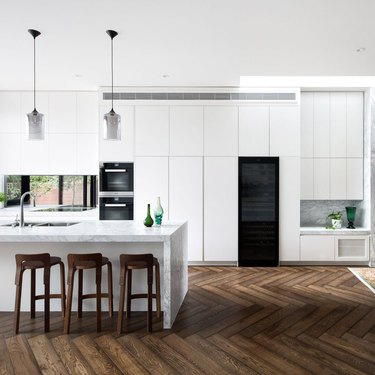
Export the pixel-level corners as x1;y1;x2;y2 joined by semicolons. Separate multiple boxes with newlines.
102;92;296;101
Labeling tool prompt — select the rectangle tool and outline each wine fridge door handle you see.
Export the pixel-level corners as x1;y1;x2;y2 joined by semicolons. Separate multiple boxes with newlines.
104;203;127;207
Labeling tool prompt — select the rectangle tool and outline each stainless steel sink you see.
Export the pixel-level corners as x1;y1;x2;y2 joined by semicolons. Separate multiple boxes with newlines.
1;222;79;227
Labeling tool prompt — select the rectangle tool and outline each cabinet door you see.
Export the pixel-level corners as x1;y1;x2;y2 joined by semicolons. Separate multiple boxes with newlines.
0;92;21;133
204;157;238;261
330;92;347;157
0;134;21;174
49;92;77;133
300;93;314;157
335;236;369;261
48;134;77;174
279;157;300;261
135;106;169;156
77;133;98;175
314;158;330;199
270;106;300;157
347;158;363;199
77;92;98;133
313;93;330;157
170;106;203;156
204;106;238;156
134;157;169;220
238;106;269;156
300;235;335;261
330;159;346;199
21;137;49;174
347;92;363;157
300;158;313;200
169;157;203;261
99;105;134;162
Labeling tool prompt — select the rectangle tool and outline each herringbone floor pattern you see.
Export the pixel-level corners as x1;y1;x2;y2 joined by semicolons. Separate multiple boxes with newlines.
1;266;375;374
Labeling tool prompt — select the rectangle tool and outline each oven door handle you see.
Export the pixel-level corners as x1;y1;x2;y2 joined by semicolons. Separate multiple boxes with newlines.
104;203;127;207
104;169;127;172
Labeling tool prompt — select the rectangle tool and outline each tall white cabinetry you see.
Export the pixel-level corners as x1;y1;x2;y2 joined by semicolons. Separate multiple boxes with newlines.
300;92;363;200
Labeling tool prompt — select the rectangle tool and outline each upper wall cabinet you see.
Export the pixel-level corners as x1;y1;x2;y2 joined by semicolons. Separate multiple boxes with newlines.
49;92;77;133
135;106;169;156
77;92;98;133
300;93;314;157
170;106;204;156
239;106;269;156
347;92;363;158
204;106;238;156
270;106;300;157
99;105;134;162
0;92;21;133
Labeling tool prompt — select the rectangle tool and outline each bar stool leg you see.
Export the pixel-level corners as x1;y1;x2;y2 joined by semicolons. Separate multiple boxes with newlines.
126;269;132;318
155;262;161;319
30;269;36;319
96;273;102;332
77;269;83;318
147;267;153;332
64;268;75;334
107;261;113;317
59;261;66;317
14;270;24;335
44;266;51;332
117;267;126;334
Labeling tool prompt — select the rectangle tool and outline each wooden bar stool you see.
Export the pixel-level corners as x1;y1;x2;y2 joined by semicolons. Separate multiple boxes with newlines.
14;253;66;335
117;254;161;334
64;253;113;334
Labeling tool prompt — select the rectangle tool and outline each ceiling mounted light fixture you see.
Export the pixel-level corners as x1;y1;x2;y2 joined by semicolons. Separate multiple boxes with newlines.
104;29;121;141
27;29;44;140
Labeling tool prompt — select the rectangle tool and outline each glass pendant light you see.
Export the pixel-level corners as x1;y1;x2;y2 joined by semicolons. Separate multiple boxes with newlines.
27;29;45;140
104;30;121;140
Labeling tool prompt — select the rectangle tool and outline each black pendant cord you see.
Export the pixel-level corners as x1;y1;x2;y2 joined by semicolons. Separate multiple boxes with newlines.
111;35;114;111
33;35;36;111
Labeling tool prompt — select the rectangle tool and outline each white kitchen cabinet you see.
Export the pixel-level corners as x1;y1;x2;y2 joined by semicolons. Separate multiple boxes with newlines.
300;92;314;158
99;105;134;162
135;106;169;156
313;93;330;157
48;133;77;174
0;92;21;133
0;134;21;174
330;158;346;199
239;106;269;156
134;157;169;221
335;236;369;261
300;158;314;200
49;92;77;133
21;137;49;174
204;106;238;156
279;157;300;261
300;235;335;261
169;106;203;156
347;158;363;199
169;157;203;261
330;92;347;157
347;92;363;158
204;157;238;261
313;158;330;199
269;106;300;157
77;133;98;175
77;92;98;133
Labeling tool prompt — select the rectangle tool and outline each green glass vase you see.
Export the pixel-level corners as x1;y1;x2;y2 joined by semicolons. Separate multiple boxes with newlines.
345;206;356;229
154;196;164;226
143;204;154;227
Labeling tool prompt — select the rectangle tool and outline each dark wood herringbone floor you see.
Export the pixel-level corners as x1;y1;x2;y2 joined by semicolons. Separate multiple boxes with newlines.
1;266;375;374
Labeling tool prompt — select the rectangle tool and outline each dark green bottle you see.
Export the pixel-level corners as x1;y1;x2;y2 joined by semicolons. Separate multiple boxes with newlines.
143;204;154;227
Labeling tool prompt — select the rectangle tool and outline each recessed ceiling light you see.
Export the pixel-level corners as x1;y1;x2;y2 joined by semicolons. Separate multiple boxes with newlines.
356;47;366;53
162;74;170;78
75;74;83;78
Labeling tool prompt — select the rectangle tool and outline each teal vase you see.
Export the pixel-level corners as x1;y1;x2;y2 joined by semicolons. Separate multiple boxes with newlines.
143;204;154;227
154;196;164;226
345;206;356;229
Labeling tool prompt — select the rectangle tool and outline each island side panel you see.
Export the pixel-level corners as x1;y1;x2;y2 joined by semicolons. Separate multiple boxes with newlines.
163;222;188;328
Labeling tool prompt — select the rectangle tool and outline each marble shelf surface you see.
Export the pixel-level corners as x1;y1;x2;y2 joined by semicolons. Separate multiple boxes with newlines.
300;226;371;235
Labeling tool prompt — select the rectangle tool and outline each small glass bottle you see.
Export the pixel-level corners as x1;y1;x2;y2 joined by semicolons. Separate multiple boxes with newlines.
154;196;164;226
143;204;154;227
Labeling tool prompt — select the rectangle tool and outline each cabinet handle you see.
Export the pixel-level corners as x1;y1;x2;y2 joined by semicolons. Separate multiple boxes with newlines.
104;203;127;207
104;169;127;172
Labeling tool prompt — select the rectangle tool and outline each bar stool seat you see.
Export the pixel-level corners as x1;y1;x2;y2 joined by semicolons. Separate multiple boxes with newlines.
117;254;161;334
64;253;113;334
14;253;66;335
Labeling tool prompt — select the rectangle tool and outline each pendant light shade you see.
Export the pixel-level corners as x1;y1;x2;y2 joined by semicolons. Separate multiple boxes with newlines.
27;29;44;140
104;30;121;141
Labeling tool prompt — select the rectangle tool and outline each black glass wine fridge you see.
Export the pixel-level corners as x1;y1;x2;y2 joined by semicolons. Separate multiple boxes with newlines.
238;157;279;267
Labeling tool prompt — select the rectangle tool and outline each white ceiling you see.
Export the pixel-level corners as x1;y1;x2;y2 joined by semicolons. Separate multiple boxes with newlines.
1;0;375;90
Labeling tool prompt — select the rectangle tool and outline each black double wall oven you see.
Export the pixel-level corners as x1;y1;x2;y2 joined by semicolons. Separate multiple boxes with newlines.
99;162;134;220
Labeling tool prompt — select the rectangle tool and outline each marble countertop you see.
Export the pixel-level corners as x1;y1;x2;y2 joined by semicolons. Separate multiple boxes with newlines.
0;220;186;242
300;226;371;235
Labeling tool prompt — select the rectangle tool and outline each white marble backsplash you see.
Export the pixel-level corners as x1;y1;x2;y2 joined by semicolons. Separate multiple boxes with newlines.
300;200;365;227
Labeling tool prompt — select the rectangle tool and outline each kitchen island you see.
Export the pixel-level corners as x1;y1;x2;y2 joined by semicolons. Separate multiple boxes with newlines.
0;220;188;329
